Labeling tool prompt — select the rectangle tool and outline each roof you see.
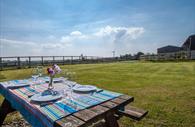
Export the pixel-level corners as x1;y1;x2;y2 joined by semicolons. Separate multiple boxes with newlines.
182;34;195;50
157;45;181;53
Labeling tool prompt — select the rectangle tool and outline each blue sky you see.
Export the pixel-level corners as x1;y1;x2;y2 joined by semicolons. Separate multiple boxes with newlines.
0;0;195;57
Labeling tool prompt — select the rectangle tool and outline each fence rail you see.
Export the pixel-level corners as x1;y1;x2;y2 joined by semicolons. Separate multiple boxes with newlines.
140;51;192;61
0;56;127;70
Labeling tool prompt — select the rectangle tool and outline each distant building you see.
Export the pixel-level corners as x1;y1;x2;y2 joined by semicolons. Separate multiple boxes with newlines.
181;35;195;59
157;34;195;60
157;45;181;54
157;45;182;60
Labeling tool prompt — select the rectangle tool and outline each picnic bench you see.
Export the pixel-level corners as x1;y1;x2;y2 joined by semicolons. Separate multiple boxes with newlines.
0;78;148;127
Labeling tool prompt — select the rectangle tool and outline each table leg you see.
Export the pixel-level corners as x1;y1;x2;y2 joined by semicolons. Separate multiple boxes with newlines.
105;112;119;127
0;98;16;125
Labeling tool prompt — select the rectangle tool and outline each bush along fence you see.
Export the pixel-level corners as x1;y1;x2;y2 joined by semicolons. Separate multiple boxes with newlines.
0;56;130;70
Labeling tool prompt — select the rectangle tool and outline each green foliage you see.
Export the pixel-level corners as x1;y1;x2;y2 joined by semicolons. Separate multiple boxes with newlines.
0;61;195;126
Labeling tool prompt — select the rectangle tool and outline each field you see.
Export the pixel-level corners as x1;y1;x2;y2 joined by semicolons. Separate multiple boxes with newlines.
0;61;195;127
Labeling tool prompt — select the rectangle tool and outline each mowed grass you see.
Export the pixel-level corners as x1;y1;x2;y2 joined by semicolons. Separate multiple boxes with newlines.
0;61;195;127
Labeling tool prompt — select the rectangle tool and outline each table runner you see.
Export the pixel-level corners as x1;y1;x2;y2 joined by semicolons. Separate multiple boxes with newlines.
0;78;122;127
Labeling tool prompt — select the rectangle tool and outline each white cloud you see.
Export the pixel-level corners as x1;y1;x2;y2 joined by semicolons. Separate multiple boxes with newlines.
60;30;88;43
94;25;144;41
94;26;115;37
60;36;71;43
0;38;36;46
70;31;82;36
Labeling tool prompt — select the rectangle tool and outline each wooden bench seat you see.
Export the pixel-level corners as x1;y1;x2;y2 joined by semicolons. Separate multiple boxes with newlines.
117;106;148;121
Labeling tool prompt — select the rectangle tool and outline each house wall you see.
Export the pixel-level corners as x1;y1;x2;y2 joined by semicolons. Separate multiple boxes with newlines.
191;50;195;59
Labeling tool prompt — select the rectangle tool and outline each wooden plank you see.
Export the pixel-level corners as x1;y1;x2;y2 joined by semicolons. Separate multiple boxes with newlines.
111;97;127;104
111;96;134;107
118;95;134;101
73;105;110;127
101;95;133;110
100;101;118;109
73;109;97;122
54;115;85;127
117;106;148;121
89;105;109;115
55;105;108;127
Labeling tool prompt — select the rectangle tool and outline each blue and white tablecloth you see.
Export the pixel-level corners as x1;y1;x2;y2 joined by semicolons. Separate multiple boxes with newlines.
0;77;122;127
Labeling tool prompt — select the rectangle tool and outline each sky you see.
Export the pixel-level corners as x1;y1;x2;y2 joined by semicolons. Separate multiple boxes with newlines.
0;0;195;57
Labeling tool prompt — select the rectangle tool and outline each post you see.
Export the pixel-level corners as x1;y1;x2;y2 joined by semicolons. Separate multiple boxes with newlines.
112;51;115;58
28;57;31;68
79;56;81;64
63;56;65;65
41;56;44;66
17;57;21;69
53;56;55;64
105;112;119;127
0;57;3;71
71;56;73;64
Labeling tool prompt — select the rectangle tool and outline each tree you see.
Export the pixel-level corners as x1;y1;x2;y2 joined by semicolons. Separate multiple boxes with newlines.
135;52;144;59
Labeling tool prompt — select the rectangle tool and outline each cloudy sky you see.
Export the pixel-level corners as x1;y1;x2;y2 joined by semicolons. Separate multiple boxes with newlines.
0;0;195;57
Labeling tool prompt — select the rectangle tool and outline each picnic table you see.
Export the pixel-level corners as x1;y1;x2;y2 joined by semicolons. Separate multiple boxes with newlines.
0;77;147;127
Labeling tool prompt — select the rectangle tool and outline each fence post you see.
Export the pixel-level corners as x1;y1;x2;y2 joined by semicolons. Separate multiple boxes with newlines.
41;56;44;66
63;56;65;65
53;56;55;64
71;56;73;64
29;57;31;68
79;56;81;64
0;57;3;71
17;57;21;69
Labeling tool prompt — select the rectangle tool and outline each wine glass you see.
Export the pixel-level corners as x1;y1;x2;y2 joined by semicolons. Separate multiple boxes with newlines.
31;75;39;89
31;67;41;89
37;66;43;77
65;72;77;101
37;66;44;83
61;70;77;100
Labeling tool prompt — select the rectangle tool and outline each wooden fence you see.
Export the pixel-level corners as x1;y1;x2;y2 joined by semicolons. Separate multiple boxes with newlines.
0;56;127;70
140;51;191;61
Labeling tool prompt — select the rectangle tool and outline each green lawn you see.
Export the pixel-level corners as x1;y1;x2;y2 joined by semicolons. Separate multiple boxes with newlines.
0;61;195;127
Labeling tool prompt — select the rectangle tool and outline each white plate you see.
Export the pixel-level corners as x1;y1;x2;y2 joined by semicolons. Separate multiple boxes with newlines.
73;85;97;92
45;77;63;83
30;92;62;102
6;83;30;89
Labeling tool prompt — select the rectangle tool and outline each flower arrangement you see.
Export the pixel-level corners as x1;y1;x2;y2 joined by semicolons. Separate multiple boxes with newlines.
47;64;61;89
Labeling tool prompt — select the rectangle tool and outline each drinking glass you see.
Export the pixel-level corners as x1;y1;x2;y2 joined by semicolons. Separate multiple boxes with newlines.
66;81;77;101
37;66;43;77
31;75;39;89
31;67;41;89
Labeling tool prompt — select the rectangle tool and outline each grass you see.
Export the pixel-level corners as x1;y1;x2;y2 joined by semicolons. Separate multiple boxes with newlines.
0;61;195;127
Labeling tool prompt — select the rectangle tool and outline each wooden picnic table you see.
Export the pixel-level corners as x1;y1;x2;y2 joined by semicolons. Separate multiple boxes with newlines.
54;94;133;127
0;78;147;127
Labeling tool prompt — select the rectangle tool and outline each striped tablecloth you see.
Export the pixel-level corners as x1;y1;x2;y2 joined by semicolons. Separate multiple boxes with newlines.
0;77;122;127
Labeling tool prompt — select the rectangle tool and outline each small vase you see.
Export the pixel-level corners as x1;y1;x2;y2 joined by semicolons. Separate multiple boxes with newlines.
48;76;54;90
